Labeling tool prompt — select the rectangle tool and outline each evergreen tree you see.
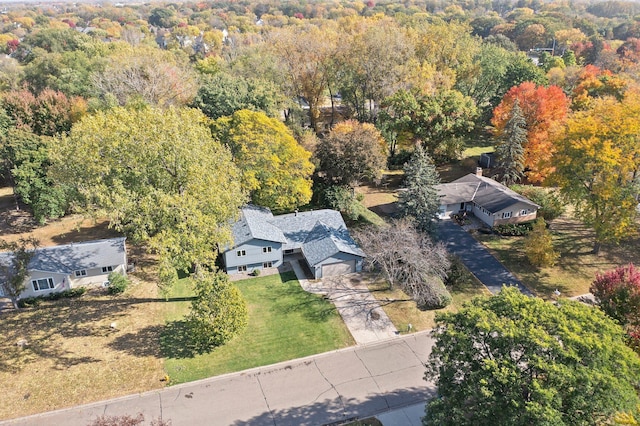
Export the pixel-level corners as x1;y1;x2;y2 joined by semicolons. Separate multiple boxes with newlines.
495;99;526;185
397;144;441;233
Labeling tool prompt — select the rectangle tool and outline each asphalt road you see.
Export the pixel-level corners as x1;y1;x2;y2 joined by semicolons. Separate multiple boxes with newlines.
4;332;437;426
436;221;532;296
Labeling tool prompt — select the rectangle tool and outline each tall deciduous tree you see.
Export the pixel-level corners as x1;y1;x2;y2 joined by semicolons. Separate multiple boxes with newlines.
494;98;526;185
51;106;246;287
187;271;248;352
492;82;569;183
355;219;451;309
552;94;640;254
0;237;39;309
397;145;441;234
425;287;640;425
212;109;314;212
93;46;197;107
315;120;387;187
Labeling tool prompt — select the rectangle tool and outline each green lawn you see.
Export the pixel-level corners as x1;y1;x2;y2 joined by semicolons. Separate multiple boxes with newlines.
163;272;354;384
473;214;640;298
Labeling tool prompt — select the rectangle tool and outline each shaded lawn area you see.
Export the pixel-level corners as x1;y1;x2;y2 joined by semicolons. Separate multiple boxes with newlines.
367;267;490;333
473;214;640;298
163;271;354;384
0;280;165;421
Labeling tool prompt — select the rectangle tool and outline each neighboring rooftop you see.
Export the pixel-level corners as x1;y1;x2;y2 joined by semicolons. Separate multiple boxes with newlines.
0;237;127;276
438;174;539;213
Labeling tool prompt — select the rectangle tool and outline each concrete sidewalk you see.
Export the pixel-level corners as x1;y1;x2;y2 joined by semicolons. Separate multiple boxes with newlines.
4;332;436;426
290;260;397;344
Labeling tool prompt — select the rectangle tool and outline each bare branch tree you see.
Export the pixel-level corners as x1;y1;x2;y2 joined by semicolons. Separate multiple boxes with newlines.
354;219;452;308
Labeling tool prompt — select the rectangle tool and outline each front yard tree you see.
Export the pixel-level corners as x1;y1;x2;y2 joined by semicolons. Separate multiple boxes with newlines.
315;120;387;187
355;219;451;309
552;94;640;254
212;109;314;212
187;271;248;352
51;106;246;288
397;144;441;234
591;264;640;345
0;237;38;309
425;287;640;425
524;218;558;267
494;98;526;185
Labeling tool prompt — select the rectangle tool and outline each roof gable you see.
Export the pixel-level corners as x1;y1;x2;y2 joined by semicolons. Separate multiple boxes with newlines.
302;221;366;267
231;205;287;247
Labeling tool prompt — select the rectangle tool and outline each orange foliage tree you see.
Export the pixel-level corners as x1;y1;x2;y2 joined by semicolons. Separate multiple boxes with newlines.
491;82;569;183
571;64;628;110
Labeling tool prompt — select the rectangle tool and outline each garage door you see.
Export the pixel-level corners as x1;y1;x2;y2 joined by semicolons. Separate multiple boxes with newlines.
322;260;355;277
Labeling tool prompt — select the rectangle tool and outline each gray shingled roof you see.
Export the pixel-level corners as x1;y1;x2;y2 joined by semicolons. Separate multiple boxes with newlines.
302;221;366;267
0;238;127;277
230;206;365;266
437;174;539;213
230;205;287;247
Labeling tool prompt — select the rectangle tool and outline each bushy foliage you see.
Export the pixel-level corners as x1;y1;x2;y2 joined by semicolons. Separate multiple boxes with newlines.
320;184;365;221
511;185;565;221
591;264;640;347
88;413;171;426
525;218;559;267
17;286;86;308
187;271;248;351
425;287;640;425
107;272;130;295
493;222;533;236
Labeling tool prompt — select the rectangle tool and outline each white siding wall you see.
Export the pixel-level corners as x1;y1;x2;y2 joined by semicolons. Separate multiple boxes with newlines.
20;270;70;299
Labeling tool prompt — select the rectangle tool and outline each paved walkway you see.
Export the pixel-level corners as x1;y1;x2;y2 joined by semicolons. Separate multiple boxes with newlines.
290;260;398;344
437;220;532;295
4;332;436;426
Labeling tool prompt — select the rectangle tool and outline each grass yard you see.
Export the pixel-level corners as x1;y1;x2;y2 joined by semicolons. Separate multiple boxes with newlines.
474;213;640;298
367;268;490;333
163;271;354;384
0;278;166;420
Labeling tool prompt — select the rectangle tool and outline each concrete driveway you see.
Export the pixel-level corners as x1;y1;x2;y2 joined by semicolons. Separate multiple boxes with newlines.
436;221;532;295
290;260;398;344
4;332;436;426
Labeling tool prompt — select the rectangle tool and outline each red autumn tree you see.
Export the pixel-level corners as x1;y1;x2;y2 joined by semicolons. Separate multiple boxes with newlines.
591;264;640;348
571;64;627;110
491;82;569;183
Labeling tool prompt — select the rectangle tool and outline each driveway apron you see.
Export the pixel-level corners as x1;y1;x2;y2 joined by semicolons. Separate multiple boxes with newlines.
436;221;532;295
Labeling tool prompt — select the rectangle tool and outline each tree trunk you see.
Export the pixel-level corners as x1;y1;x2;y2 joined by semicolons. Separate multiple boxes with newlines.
592;241;601;255
10;296;19;309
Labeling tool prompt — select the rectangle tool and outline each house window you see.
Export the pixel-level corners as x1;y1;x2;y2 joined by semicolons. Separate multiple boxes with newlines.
236;250;246;257
32;278;54;291
238;265;247;272
102;266;114;273
521;209;528;216
263;246;272;253
263;262;273;268
74;270;87;277
502;211;512;219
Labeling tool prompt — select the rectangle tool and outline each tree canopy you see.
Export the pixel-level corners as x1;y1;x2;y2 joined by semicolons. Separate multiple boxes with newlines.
51;106;246;287
425;287;640;425
212;109;314;212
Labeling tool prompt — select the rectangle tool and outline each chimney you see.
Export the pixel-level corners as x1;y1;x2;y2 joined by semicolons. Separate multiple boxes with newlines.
475;167;483;177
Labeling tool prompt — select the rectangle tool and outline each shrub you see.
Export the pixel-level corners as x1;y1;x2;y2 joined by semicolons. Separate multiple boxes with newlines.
591;264;640;328
251;269;261;276
444;255;469;289
107;272;130;295
511;185;565;221
494;222;533;236
525;218;558;267
17;287;87;307
417;276;452;310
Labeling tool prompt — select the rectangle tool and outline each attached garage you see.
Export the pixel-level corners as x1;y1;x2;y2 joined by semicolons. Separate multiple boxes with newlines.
321;260;356;278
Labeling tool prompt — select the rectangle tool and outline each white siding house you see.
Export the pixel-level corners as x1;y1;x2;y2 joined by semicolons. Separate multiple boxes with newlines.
0;238;127;300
